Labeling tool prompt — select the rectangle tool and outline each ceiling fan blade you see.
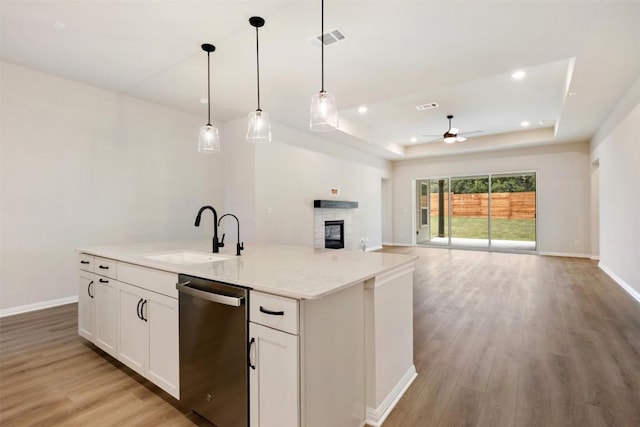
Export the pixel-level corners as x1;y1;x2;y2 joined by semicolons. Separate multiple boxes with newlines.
458;130;483;135
456;136;467;142
450;127;459;134
416;137;441;144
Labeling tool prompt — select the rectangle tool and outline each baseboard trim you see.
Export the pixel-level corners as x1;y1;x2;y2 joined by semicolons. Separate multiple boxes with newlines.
366;365;417;427
590;255;600;261
538;251;591;259
366;245;383;252
382;242;413;247
0;296;78;318
599;263;640;304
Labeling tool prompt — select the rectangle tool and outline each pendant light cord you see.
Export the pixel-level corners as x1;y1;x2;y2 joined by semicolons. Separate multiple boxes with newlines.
321;0;325;92
207;51;211;126
256;26;261;111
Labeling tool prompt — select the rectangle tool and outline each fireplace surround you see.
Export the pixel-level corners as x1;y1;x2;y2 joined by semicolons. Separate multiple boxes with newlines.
313;200;358;250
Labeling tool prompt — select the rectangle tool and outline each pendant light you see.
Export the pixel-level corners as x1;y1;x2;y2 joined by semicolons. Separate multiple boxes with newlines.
309;0;338;131
198;43;220;153
247;16;272;143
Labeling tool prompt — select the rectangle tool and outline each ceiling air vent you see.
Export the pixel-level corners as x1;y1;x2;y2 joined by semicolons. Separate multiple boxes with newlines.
415;102;439;111
308;28;347;47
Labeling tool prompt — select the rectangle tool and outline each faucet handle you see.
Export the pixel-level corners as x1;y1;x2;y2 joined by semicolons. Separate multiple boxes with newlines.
219;233;225;247
236;242;244;256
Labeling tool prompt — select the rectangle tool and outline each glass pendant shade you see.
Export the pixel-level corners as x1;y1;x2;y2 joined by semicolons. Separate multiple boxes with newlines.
247;110;272;143
198;124;220;152
310;90;338;131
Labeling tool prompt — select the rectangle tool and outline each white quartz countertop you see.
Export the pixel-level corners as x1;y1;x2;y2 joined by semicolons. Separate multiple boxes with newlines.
78;240;417;300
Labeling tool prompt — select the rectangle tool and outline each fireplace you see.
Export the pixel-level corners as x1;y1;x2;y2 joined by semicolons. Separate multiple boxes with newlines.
324;220;344;249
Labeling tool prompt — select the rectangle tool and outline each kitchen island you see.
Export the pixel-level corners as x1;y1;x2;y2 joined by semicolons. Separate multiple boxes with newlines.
78;240;417;427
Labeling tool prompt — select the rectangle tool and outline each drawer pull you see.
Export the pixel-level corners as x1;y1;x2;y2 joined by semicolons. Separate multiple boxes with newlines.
99;278;109;283
80;260;90;264
259;306;284;316
248;337;256;370
98;265;109;269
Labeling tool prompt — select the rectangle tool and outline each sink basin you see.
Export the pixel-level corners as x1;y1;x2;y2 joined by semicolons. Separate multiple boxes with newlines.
144;251;230;265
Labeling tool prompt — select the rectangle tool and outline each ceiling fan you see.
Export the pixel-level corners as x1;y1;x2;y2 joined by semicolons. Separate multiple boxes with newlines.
423;115;482;143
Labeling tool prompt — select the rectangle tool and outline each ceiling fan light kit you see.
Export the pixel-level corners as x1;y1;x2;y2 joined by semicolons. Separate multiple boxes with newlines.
421;114;481;144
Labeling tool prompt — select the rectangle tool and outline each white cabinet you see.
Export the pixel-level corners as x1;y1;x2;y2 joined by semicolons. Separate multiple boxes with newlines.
78;255;117;358
78;270;95;341
249;291;300;427
250;286;366;427
78;254;179;400
117;281;179;399
249;322;299;427
93;276;118;357
118;282;147;374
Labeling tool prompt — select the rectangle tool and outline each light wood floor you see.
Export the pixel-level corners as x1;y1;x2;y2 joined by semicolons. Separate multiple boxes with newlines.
1;247;639;426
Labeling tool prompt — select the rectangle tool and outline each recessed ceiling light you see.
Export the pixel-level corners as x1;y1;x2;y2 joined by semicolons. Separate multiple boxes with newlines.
511;70;526;80
357;106;368;114
521;121;530;127
569;91;577;97
410;137;417;143
200;98;208;104
53;21;67;31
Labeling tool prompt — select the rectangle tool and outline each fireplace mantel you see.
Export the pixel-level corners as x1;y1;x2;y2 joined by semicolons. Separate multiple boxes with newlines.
314;200;358;209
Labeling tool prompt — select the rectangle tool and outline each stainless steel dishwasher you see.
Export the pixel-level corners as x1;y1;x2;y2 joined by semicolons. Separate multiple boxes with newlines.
177;274;248;427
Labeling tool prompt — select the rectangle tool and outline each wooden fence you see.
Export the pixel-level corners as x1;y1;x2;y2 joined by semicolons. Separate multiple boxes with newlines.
426;192;536;219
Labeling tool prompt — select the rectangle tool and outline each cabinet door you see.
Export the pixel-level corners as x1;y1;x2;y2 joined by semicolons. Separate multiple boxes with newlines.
249;323;299;427
147;292;179;399
78;271;95;341
117;282;148;376
94;276;118;357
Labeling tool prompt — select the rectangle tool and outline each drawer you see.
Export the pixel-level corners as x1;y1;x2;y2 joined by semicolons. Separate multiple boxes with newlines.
250;291;299;335
95;257;117;279
78;253;94;272
117;262;179;299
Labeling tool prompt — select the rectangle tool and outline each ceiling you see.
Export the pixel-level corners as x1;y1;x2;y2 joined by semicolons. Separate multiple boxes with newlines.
2;1;640;160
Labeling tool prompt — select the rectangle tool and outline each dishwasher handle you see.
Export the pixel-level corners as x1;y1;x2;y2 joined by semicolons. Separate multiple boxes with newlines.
176;281;245;307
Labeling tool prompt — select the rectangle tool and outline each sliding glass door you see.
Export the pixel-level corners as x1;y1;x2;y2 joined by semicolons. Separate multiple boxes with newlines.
450;176;490;249
489;172;536;251
415;172;536;252
415;179;449;246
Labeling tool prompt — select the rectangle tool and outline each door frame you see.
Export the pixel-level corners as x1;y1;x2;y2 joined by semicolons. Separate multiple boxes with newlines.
412;170;539;254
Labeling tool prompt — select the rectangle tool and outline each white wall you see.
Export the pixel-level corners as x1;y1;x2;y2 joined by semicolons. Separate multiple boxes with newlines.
590;94;640;297
381;178;393;244
223;118;392;251
590;163;600;259
0;62;224;312
391;142;592;256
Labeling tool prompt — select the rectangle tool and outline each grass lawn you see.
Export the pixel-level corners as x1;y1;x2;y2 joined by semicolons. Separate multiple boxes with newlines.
430;216;535;241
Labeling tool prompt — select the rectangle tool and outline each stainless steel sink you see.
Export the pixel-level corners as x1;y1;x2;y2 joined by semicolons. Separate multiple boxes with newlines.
144;250;230;265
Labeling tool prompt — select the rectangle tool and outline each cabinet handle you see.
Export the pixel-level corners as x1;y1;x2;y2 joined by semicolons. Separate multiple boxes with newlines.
259;306;284;316
80;260;90;264
141;300;148;322
248;337;256;370
98;265;109;269
99;278;109;283
87;281;94;299
136;299;143;320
